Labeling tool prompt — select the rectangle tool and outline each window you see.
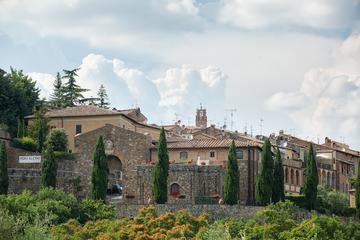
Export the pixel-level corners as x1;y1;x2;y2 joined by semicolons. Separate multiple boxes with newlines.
170;183;180;196
180;151;188;161
236;149;243;159
210;151;215;158
75;124;82;134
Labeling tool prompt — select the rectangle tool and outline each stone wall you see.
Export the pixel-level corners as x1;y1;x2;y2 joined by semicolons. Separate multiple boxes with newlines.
6;145;77;194
115;203;263;220
137;164;224;204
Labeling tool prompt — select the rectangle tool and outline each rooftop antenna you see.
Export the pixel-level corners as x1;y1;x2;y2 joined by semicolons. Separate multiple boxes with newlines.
225;108;237;131
250;125;253;137
244;121;248;134
260;118;264;136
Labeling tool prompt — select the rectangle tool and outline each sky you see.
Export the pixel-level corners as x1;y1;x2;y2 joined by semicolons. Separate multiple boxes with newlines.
1;0;360;148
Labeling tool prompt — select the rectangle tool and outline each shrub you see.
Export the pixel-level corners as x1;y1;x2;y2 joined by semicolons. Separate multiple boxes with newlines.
54;151;75;160
317;185;350;216
12;137;37;152
79;199;116;224
46;128;68;152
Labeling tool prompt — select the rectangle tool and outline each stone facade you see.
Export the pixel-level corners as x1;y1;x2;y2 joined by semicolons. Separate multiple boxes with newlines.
74;124;151;199
115;204;263;220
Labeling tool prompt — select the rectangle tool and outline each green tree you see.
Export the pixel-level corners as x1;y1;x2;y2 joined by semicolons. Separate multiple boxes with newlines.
0;68;40;136
41;144;57;188
256;139;274;205
224;140;240;205
91;135;108;201
27;108;49;152
152;127;169;204
304;144;319;210
46;128;68;152
97;84;110;108
356;158;360;218
50;72;64;107
0;141;9;194
17;118;26;138
62;68;87;107
272;147;285;203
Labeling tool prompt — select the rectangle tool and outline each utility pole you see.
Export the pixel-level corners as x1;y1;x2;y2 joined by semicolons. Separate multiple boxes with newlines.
225;108;237;131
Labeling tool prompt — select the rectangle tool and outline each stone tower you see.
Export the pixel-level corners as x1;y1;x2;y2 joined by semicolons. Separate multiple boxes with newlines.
196;104;207;128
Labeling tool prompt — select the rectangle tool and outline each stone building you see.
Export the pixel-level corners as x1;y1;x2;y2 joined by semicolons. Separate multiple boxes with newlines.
150;138;262;205
195;105;207;128
25;105;162;152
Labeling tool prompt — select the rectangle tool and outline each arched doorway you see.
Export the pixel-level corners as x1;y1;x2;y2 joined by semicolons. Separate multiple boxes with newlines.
107;155;123;196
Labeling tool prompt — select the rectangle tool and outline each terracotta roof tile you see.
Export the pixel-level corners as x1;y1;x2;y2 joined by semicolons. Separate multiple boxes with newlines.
164;138;262;149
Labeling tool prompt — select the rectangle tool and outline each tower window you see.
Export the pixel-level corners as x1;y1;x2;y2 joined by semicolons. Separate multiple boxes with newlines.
236;149;243;159
180;151;188;161
210;151;215;158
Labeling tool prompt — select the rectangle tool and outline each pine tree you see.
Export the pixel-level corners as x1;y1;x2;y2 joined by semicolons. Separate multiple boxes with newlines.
356;159;360;218
62;68;87;107
224;140;240;205
152;127;169;204
0;141;9;194
304;144;318;210
272;147;285;203
97;84;110;108
256;139;274;205
50;72;64;107
91;135;108;201
41;144;57;188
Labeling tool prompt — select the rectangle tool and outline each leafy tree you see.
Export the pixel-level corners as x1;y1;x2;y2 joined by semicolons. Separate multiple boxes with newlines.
97;84;110;108
41;144;57;188
256;139;274;205
62;68;87;107
152;127;169;204
91;135;108;201
46;128;68;152
27;108;49;152
356;158;360;218
0;141;9;194
50;72;64;107
304;144;318;210
224;140;240;205
0;68;40;136
272;147;285;203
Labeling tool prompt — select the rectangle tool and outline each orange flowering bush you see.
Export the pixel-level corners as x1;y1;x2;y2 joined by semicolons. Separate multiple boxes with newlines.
51;206;209;240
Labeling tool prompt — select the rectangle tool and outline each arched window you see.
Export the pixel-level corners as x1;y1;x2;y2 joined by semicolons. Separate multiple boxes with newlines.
290;169;294;185
326;172;331;187
170;183;180;196
285;168;289;183
180;151;188;161
332;172;335;188
295;170;299;185
322;170;326;185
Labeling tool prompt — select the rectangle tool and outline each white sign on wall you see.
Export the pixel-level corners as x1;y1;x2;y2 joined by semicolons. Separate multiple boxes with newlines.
19;156;42;164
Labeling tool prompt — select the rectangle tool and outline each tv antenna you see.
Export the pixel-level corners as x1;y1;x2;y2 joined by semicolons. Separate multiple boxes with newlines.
225;108;237;131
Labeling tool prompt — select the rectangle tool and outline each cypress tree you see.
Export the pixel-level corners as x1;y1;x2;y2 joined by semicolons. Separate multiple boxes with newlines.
97;84;110;108
304;144;318;210
37;118;46;153
256;139;274;205
91;135;108;201
224;140;240;205
0;141;9;194
272;147;285;203
152;127;169;204
356;159;360;218
17;118;24;138
41;144;57;188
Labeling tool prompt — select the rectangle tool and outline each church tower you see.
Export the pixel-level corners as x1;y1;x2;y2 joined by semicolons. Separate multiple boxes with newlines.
195;104;207;128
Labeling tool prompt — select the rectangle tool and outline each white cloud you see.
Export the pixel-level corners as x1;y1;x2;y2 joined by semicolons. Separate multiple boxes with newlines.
266;33;360;148
218;0;359;30
29;54;226;124
166;0;198;15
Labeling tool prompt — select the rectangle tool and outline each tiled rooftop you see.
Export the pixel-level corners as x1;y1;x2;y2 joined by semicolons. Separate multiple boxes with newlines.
164;138;262;149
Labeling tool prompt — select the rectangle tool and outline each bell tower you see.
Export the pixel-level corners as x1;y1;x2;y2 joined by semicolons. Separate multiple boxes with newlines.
195;104;207;128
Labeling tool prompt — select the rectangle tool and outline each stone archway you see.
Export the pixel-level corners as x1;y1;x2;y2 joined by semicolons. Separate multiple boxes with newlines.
107;155;123;195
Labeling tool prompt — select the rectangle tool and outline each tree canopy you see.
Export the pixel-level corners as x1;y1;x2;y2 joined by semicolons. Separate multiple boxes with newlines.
97;84;110;108
256;139;274;205
304;144;319;210
91;135;108;201
224;140;240;205
62;68;87;107
272;147;285;203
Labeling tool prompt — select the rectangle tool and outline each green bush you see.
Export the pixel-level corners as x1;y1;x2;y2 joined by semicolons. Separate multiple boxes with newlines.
46;128;68;152
53;151;75;160
79;199;116;224
317;185;350;216
12;137;37;152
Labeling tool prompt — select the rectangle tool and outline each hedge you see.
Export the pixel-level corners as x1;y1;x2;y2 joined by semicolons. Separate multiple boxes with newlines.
12;137;37;152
